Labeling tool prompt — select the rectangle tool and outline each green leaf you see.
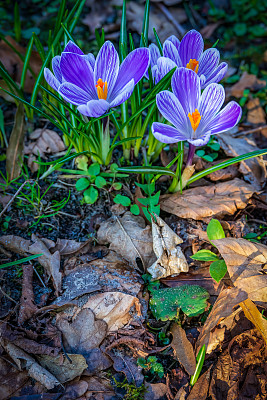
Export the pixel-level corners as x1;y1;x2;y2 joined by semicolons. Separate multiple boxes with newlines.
209;260;227;282
95;176;107;188
112;182;122;190
75;177;90;192
84;186;98;204
191;249;219;262
150;285;209;320
110;163;118;172
208;142;220;151
116;166;176;178
130;204;140;215
207;219;225;241
0;254;43;269
113;194;131;207
190;345;206;386
196;149;205;157
202;154;213;162
234;22;247;36
88;163;100;177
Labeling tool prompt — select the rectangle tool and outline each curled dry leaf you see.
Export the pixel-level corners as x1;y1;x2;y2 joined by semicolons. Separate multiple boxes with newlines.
0;340;60;390
230;71;266;98
18;264;38;325
56;308;107;354
213;238;267;305
83;291;142;331
218;131;267;190
160;178;255;221
196;287;248;354
148;214;188;280
6;103;25;180
239;298;267;345
170;323;196;376
97;212;156;271
38;353;88;383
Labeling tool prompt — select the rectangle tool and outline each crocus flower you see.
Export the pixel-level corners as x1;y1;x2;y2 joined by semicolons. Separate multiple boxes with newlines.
44;41;150;118
152;67;241;147
147;30;228;88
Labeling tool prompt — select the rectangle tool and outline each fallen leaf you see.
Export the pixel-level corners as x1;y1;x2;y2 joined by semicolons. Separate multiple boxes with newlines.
83;375;115;399
0;339;60;390
187;366;212;400
170;323;196;375
6;103;25;180
109;354;144;386
0;36;42;93
209;329;266;400
144;382;168;400
56;308;107;353
18;264;38;325
53;238;92;256
200;22;220;38
160;178;255;221
61;380;88;400
148;214;189;280
239;298;267;344
0;357;29;400
207;163;239;182
97;212;156;270
213;238;267;305
83;291;142;331
218;131;267;190
84;348;112;375
38;353;87;383
230;71;266;98
196;287;248;354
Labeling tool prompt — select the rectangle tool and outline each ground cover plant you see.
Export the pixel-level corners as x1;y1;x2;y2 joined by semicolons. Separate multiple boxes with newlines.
0;0;267;399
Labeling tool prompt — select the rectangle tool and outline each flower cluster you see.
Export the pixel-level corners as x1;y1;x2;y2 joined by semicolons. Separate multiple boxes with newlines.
45;40;150;118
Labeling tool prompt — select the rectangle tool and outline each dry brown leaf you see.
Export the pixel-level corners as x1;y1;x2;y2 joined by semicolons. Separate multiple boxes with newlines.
38;353;87;383
83;291;142;331
230;71;266;98
18;264;38;325
239;298;267;344
0;357;29;400
62;380;89;400
83;375;115;399
148;214;188;280
97;212;155;270
213;238;267;305
6;103;25;180
160;178;255;221
0;340;60;390
196;287;248;354
187;366;212;400
170;323;196;375
0;36;42;93
56;308;107;353
218;132;267;190
144;383;168;400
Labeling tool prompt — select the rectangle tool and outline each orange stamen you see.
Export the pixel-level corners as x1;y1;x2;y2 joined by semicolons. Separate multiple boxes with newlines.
188;109;201;131
95;78;108;100
186;59;199;74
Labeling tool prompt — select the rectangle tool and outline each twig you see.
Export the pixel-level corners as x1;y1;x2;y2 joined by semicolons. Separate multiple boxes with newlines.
0;180;29;218
0;286;17;304
234;125;267;137
247;219;267;226
156;3;186;37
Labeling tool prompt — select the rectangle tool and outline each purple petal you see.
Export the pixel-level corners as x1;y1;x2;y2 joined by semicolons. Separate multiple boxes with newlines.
203;62;228;88
152;122;187;144
63;41;84;55
198;48;220;78
188;131;211;147
209;101;242;134
109;79;135;107
44;68;60;91
58;82;92;105
112;47;150;98
52;56;62;83
85;53;96;69
78;99;110;118
60;53;96;98
163;41;181;66
166;35;180;52
171;68;201;115
149;43;161;67
200;83;225;120
156;90;189;135
151;65;160;85
178;30;204;66
157;57;177;80
94;41;119;94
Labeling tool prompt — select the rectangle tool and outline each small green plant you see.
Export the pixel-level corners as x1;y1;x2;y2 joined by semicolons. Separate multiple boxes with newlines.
1;216;11;231
190;344;206;387
137;356;164;378
191;219;227;283
150;285;210;321
112;377;147;400
158;331;170;345
195;137;221;162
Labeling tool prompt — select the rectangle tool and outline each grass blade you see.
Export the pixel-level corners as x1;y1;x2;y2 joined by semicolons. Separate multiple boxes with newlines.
140;0;150;47
0;254;43;269
116;165;176;177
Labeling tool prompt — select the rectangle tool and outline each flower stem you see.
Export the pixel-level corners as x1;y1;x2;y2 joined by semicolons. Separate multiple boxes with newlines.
186;143;196;167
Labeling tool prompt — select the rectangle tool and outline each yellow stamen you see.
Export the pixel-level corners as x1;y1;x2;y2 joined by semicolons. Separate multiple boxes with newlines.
95;78;108;100
186;59;199;74
188;109;201;131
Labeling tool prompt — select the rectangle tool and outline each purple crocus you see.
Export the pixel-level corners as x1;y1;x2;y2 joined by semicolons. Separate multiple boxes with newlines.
44;41;150;118
147;30;228;88
152;67;241;150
